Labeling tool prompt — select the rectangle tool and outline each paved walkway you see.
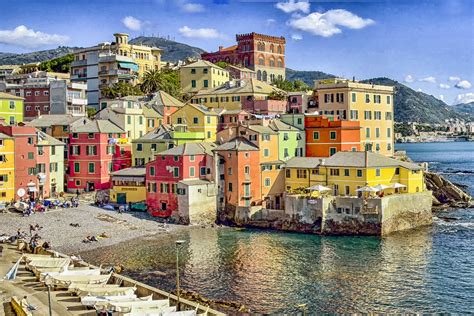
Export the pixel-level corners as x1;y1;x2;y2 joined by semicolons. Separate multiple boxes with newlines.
0;245;95;316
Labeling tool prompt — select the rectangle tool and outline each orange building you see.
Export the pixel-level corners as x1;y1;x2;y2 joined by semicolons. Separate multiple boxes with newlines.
305;115;361;157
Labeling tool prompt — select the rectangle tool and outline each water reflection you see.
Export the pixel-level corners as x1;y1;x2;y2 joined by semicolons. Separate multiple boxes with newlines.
81;217;472;314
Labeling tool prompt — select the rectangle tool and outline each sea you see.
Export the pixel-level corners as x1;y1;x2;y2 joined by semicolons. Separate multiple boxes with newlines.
81;142;474;314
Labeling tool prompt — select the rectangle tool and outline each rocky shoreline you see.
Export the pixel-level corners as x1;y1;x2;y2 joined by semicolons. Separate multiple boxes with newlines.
425;171;473;210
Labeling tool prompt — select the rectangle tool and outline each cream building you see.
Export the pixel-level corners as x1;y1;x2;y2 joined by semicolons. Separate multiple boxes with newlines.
180;60;230;94
314;78;394;156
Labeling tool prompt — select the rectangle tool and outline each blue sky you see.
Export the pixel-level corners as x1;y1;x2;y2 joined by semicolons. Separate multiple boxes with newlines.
0;0;473;104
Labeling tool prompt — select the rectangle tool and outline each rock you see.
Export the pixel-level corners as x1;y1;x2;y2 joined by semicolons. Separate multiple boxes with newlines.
425;171;472;208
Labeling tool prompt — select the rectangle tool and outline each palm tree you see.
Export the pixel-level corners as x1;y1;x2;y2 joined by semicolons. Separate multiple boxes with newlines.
141;69;162;94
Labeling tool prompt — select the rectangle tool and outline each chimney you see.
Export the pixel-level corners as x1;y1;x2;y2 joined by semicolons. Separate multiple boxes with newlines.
219;46;224;51
365;150;369;167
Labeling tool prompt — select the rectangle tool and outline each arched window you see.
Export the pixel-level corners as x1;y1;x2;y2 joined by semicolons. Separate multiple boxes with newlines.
262;71;267;82
270;44;274;53
258;42;265;51
225;57;230;63
269;58;275;67
243;56;249;67
270;74;275;82
277;45;282;54
258;57;264;66
277;59;283;68
257;70;262;81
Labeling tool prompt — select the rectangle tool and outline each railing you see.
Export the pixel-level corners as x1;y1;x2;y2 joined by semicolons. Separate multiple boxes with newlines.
361;206;379;215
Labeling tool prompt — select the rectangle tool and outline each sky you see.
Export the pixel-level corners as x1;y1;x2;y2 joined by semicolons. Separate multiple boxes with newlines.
0;0;473;105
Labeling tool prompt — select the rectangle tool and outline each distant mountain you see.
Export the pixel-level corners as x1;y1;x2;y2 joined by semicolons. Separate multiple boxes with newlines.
285;68;335;84
0;47;76;65
129;36;204;62
451;101;474;116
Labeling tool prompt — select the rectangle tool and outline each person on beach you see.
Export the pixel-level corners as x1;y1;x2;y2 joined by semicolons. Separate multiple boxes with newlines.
20;296;36;311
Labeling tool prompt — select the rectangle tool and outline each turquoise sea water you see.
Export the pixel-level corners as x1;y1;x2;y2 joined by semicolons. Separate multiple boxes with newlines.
82;142;474;314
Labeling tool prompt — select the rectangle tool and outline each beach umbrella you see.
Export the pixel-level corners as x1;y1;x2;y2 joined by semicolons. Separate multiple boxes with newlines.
391;183;406;189
356;186;380;192
306;185;331;192
373;184;390;191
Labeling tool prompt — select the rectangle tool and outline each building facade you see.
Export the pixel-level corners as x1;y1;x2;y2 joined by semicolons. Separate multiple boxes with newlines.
180;60;230;94
201;32;286;83
0;92;24;125
0;133;15;202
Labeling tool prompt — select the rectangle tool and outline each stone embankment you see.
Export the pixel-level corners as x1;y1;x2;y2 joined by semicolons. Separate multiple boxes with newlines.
425;171;473;209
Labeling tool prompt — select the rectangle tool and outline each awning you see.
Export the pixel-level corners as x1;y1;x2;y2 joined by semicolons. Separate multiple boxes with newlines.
28;187;37;192
118;62;139;72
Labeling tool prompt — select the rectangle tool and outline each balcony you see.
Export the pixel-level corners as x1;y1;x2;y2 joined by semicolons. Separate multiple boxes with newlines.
71;60;87;67
67;96;87;105
71;73;87;81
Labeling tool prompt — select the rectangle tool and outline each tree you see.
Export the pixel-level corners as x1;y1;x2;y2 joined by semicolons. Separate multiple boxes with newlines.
268;90;287;101
101;82;143;99
39;54;74;73
293;79;310;91
272;78;296;92
140;69;182;100
86;107;97;118
215;61;229;69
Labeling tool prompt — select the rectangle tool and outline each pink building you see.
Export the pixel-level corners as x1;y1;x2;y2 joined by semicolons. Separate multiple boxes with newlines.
287;92;315;114
243;99;287;115
217;109;251;132
67;120;128;192
146;142;216;217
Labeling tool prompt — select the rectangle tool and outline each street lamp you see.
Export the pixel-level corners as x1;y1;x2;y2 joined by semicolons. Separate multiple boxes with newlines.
175;240;185;311
296;303;308;316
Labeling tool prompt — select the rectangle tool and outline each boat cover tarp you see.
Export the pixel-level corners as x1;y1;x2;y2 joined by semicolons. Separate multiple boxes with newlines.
23;254;54;262
69;283;120;294
129;306;177;316
48;273;111;287
40;268;101;282
27;258;70;270
162;310;197;316
108;299;169;313
77;286;136;297
83;294;152;307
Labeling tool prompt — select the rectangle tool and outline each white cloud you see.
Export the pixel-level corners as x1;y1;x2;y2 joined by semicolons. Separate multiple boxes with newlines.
438;94;445;101
266;19;276;26
454;93;474;104
291;34;303;41
404;75;415;83
419;76;436;83
455;80;472;89
275;0;310;14
0;25;69;49
439;83;450;89
122;16;142;31
449;76;461;82
178;26;223;39
417;88;423;92
288;9;374;37
182;2;205;13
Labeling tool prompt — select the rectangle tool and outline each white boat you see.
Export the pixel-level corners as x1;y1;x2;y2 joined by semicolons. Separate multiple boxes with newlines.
48;273;111;288
82;294;152;307
40;268;101;282
77;286;136;297
107;299;170;313
26;258;70;271
68;283;121;294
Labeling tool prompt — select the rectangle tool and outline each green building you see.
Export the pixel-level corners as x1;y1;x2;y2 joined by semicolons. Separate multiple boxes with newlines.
0;92;24;125
268;119;305;161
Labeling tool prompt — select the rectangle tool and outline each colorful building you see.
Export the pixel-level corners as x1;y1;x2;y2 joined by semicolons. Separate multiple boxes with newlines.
170;104;219;141
217;109;251;132
145;142;216;217
314;78;394;156
284;151;424;196
67;120;128;192
145;90;184;125
180;60;230;94
0;92;24;125
37;131;65;195
287;91;314;114
191;78;286;111
225;64;256;80
279;113;305;130
268;119;305;160
0;133;15;202
305;115;361;157
201;32;286;83
110;167;146;204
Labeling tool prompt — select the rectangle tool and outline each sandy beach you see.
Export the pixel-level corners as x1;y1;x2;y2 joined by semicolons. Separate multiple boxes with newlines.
0;204;188;255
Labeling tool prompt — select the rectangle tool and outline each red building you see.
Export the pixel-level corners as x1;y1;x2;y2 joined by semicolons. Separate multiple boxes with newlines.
145;142;216;217
0;125;51;199
67;120;129;192
305;115;361;157
201;32;286;83
3;85;50;120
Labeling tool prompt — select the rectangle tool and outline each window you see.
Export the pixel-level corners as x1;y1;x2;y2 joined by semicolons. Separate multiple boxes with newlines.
345;186;350;195
88;162;95;173
203;80;208;88
200;167;206;176
395;167;400;175
344;169;350;176
35;91;40;96
206;116;211;124
387;128;392;137
51;146;56;155
385;112;393;120
149;166;155;176
264;178;271;187
365;94;370;103
193;117;198;124
365;128;370;138
27;152;34;159
72;133;78;139
228;167;232;175
107;145;115;155
330;168;340;176
207;131;211;139
336;93;344;103
177;117;183;124
350;110;359;120
127;115;131;124
9;101;15;109
374;95;381;104
283;133;289;141
191;68;196;74
137;144;143;151
108;162;113;172
28;167;36;175
284;148;289;158
364;111;372;120
203;68;208;74
228;183;233;192
351;93;356;102
148;119;155;128
286;169;291;178
74;162;80;173
26;106;32;111
9;116;15;125
244;166;250;174
75;180;81;187
296;170;307;179
44;91;49;96
376;143;380;152
313;131;320;140
174;156;179;162
191;80;196;88
189;166;195;177
86;145;97;155
387;95;391;104
376;128;380;138
0;175;8;182
329;147;337;156
262;134;270;141
26;91;31;96
263;148;269;157
37;147;44;156
173;167;179;178
357;169;363;177
330;131;337;140
375;168;381;177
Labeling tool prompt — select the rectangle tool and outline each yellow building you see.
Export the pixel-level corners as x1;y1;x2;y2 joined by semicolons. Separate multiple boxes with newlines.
0;92;24;125
191;78;285;110
314;78;394;156
0;133;15;202
285;151;424;196
170;104;219;141
110;167;146;204
113;33;162;78
180;60;230;94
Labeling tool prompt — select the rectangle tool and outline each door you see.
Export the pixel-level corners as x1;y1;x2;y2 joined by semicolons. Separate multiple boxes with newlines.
161;202;167;211
117;193;127;204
